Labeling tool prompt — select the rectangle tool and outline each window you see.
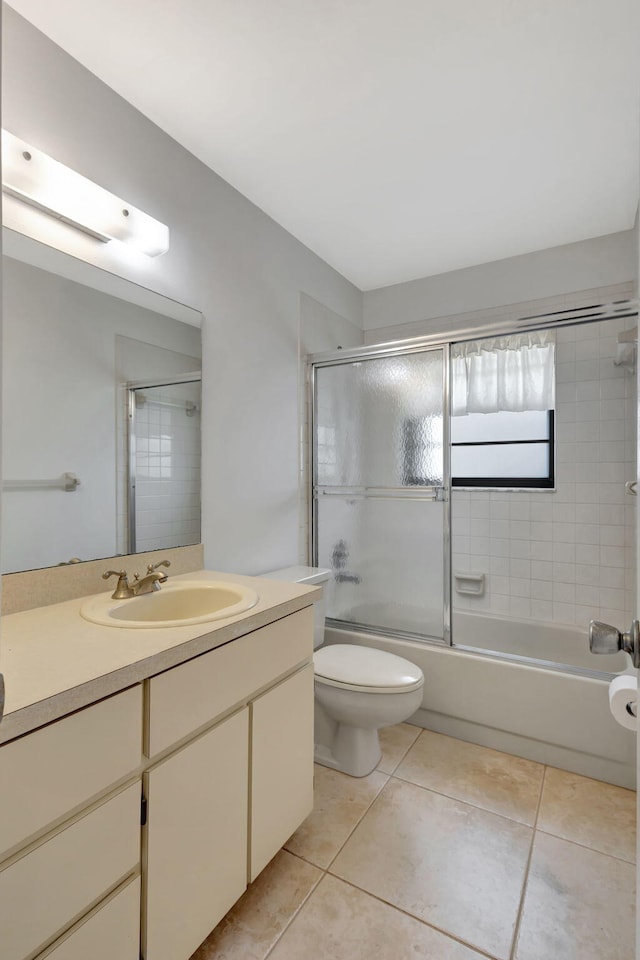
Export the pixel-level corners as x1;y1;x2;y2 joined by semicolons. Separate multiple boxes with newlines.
451;409;554;488
450;331;555;489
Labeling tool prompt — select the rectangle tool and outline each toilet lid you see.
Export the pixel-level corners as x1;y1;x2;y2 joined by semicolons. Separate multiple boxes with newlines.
314;644;424;691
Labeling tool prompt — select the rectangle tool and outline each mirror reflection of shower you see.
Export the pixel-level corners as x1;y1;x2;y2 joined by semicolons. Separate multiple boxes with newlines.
125;373;202;554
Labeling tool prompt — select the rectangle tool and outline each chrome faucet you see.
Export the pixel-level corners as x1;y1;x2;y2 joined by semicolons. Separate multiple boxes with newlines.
103;559;171;599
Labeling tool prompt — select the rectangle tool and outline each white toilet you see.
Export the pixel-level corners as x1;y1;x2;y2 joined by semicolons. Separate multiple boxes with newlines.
264;566;424;777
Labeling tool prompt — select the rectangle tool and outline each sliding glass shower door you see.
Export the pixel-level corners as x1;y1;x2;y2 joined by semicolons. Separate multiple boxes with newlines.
312;346;449;642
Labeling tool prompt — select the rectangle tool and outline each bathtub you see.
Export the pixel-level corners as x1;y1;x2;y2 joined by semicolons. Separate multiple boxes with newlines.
324;611;636;789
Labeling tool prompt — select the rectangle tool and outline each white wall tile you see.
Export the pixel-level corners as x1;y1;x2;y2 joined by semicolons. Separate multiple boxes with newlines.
530;540;553;561
531;579;553;600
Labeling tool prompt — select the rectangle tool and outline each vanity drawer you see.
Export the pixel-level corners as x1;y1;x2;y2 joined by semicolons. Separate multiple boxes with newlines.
146;606;313;756
0;685;143;859
0;781;140;960
39;876;140;960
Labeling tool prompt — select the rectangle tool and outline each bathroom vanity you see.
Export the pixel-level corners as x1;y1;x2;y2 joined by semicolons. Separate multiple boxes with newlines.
0;570;318;960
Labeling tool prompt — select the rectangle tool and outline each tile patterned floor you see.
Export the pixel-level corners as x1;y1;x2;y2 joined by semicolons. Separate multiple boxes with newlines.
190;725;636;960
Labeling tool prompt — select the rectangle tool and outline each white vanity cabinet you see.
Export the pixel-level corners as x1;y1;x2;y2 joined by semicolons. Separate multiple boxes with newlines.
250;662;314;880
141;606;314;960
0;600;315;960
39;877;141;960
143;708;250;960
0;686;143;960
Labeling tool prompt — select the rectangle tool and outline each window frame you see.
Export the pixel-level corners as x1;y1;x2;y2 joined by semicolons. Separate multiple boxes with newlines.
451;409;555;489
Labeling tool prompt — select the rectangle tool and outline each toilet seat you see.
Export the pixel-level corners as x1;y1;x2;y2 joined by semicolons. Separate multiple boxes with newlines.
314;644;424;694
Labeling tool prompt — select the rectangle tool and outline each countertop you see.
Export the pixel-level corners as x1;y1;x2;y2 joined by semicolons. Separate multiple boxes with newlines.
0;569;320;745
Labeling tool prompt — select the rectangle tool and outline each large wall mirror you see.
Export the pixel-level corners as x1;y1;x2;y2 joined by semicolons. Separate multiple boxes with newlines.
1;230;203;574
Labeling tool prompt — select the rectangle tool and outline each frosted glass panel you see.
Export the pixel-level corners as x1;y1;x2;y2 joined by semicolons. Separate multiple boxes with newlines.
451;410;549;443
317;497;444;639
315;351;444;488
452;443;550;479
314;347;446;641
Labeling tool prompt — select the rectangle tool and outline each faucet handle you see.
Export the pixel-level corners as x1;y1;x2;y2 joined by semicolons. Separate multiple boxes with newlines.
102;569;132;599
147;559;171;574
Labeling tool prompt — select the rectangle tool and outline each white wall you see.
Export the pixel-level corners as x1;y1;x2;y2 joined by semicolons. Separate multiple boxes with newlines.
363;231;637;341
2;6;363;576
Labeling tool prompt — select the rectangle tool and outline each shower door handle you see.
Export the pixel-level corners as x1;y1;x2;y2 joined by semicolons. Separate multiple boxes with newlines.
589;619;640;668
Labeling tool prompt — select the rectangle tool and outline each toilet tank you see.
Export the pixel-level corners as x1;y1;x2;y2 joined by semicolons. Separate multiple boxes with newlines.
262;565;331;649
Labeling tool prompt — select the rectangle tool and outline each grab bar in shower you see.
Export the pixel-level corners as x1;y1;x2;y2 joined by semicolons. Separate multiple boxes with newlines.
314;485;444;501
3;472;81;492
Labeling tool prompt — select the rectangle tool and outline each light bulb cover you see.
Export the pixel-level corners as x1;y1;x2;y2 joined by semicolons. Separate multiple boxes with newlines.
1;130;170;257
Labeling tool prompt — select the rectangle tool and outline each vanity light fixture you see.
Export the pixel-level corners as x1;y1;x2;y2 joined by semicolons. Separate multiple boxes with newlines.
1;130;170;256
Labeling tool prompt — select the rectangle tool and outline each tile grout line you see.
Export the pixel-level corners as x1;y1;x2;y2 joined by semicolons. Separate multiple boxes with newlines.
321;773;391;873
378;726;422;778
384;767;544;834
508;764;548;960
261;856;327;960
533;826;637;866
274;734;423;955
324;872;502;960
389;769;541;827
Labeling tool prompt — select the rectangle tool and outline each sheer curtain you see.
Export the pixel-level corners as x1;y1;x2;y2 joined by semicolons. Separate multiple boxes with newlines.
451;330;555;416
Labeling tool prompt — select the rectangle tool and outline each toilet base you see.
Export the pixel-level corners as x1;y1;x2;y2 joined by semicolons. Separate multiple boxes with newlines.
313;678;424;778
314;725;382;778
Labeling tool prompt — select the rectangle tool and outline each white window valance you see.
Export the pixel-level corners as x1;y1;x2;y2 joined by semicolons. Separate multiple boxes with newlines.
451;330;555;416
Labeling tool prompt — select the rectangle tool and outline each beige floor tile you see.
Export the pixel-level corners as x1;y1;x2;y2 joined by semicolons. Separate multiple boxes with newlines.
284;764;388;869
514;832;635;960
331;778;532;960
395;730;544;825
268;874;487;960
189;850;321;960
377;722;421;775
537;766;636;862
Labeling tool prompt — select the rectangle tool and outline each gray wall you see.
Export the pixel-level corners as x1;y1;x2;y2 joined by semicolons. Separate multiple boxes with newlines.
2;6;363;574
363;230;637;338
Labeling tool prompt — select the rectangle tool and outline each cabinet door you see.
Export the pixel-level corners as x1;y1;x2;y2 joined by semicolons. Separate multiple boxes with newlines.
250;663;314;880
143;708;249;960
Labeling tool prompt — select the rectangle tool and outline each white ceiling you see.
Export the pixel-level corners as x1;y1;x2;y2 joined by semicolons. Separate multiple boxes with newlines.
5;0;640;290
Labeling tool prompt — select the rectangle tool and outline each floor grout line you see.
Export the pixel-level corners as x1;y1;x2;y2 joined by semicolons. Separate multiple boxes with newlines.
262;858;326;960
385;768;541;832
389;769;542;827
321;773;391;873
377;742;420;777
508;764;548;960
533;827;637;866
324;872;502;960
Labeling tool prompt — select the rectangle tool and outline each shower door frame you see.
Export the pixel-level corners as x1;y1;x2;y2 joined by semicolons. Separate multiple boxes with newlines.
307;299;639;651
126;370;202;554
308;340;452;647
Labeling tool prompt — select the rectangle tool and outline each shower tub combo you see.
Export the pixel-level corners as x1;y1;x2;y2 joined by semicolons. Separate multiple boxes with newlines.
309;305;638;789
325;613;634;788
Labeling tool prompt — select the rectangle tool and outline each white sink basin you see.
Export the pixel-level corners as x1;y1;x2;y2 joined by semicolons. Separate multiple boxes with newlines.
80;580;259;628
